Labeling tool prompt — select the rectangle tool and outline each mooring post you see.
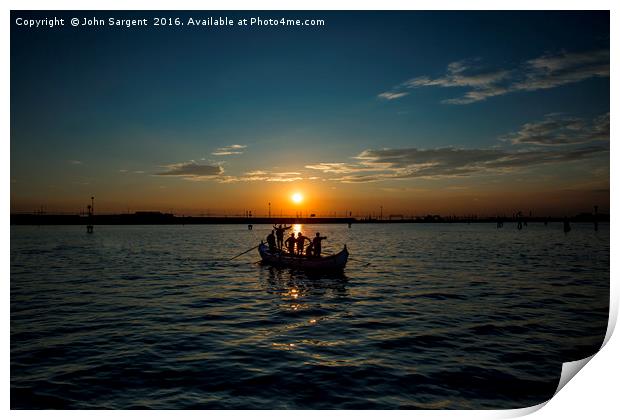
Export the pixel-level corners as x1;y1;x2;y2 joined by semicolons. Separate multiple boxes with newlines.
594;205;599;231
86;196;94;233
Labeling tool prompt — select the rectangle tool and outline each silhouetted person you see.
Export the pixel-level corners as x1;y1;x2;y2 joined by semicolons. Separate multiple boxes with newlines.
305;242;314;258
273;224;291;249
285;232;296;255
312;232;327;257
563;217;571;234
266;230;276;252
296;232;309;256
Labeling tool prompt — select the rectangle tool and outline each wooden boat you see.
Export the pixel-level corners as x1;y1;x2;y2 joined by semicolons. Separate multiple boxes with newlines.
258;242;349;271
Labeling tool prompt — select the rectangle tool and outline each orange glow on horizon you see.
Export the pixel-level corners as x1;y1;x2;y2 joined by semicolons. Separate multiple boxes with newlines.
9;176;609;218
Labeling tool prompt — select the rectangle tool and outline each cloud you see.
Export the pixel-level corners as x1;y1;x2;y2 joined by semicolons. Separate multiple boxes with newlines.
305;163;361;174
156;161;224;179
501;113;610;146
119;169;146;174
378;91;410;100
154;161;305;183
212;144;247;156
245;170;268;176
307;144;608;183
68;160;83;165
305;160;393;174
405;62;511;89
514;50;610;91
379;49;609;104
155;111;610;185
219;171;302;183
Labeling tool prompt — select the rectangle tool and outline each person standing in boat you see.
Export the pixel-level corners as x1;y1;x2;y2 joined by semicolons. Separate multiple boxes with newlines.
285;232;296;255
312;232;327;257
273;224;291;250
266;230;277;252
305;241;314;258
296;232;309;256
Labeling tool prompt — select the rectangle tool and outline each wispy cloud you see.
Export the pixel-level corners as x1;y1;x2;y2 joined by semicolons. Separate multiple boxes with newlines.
514;50;610;92
305;163;362;174
68;160;83;165
212;144;247;156
378;49;609;104
155;161;224;179
406;60;511;89
501;113;610;146
306;111;609;183
378;91;410;100
321;145;608;183
157;111;609;185
219;171;302;183
154;160;305;183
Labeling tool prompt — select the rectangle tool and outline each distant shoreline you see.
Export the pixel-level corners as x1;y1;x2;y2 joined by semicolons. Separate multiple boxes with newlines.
10;212;608;226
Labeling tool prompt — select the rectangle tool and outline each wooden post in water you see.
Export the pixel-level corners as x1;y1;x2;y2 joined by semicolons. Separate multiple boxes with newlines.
86;196;94;233
594;205;599;231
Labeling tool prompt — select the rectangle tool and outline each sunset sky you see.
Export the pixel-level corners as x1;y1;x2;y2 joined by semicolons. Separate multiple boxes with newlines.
11;11;609;217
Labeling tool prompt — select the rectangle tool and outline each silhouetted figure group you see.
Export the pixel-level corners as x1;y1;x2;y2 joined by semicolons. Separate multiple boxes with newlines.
269;229;327;258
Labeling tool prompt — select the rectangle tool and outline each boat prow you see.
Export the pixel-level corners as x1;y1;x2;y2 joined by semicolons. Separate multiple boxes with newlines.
258;243;348;271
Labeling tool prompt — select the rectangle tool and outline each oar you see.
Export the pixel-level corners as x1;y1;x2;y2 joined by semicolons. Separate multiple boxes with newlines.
229;244;259;261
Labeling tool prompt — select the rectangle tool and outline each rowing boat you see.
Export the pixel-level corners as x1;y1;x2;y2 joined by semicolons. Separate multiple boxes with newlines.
258;242;349;271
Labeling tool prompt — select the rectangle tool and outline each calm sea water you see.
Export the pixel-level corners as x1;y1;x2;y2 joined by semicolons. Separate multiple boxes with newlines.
11;223;609;409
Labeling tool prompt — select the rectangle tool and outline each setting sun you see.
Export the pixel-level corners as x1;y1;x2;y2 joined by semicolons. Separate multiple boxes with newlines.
291;193;303;203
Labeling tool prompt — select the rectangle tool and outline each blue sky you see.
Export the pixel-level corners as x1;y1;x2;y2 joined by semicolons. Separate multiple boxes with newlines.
10;11;609;215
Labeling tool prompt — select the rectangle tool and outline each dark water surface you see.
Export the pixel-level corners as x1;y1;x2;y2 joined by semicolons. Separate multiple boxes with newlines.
11;223;609;409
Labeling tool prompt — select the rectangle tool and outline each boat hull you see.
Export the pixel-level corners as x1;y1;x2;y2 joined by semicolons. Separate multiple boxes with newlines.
258;243;348;271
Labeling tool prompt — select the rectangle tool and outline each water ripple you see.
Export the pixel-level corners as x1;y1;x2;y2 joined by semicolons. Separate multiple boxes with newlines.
11;223;609;409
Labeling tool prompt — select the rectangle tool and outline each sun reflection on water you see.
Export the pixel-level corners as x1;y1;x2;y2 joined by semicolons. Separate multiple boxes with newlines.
271;342;297;351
